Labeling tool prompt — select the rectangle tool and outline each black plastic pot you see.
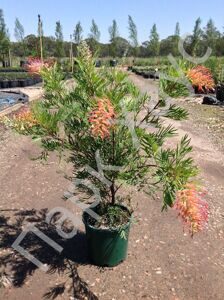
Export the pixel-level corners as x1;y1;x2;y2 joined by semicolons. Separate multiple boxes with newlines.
143;72;150;79
0;80;9;89
194;86;200;94
20;60;27;68
194;85;214;94
216;84;224;102
34;76;42;84
27;78;34;86
18;79;27;87
155;72;160;79
83;205;131;267
9;80;19;88
110;59;117;67
95;60;101;68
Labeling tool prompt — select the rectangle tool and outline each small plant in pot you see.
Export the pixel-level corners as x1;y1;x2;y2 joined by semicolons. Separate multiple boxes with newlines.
5;42;208;267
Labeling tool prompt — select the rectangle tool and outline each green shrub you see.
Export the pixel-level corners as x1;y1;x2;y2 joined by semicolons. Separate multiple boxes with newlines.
159;60;192;98
204;56;224;83
5;42;204;233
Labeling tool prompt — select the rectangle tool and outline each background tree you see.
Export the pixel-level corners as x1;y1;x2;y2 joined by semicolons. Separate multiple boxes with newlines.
160;35;178;56
73;21;83;44
23;34;39;57
148;23;160;56
7;15;224;60
175;22;180;37
89;19;100;42
172;22;181;56
215;32;224;56
159;22;180;57
14;18;25;42
138;41;150;57
114;36;130;57
189;17;203;56
88;19;100;54
203;18;220;54
55;21;65;57
128;15;138;57
14;18;26;57
108;19;119;57
0;9;10;66
44;35;59;57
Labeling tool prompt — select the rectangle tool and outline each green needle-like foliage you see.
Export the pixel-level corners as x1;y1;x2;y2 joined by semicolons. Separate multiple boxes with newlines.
24;41;197;212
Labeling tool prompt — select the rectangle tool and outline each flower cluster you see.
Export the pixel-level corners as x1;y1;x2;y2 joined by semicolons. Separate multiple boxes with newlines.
88;98;116;139
14;107;38;126
25;57;54;75
77;41;92;64
1;107;38;133
187;65;215;93
173;184;209;236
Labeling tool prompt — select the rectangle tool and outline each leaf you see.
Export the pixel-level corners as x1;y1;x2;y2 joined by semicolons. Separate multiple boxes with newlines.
165;104;189;120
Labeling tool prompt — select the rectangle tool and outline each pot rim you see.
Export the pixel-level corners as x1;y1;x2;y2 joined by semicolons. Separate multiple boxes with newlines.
82;204;132;232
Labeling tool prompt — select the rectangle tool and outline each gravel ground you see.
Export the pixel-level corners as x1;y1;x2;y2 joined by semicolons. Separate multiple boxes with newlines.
0;75;223;300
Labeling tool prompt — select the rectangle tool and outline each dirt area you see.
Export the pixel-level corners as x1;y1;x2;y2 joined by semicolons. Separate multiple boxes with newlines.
0;75;224;300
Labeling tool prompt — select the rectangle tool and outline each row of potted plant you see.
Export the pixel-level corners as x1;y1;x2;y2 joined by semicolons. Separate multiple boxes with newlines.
0;72;42;89
129;65;165;79
130;65;168;72
0;67;26;73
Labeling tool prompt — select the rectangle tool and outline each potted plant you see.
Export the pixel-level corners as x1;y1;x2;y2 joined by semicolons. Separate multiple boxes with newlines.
0;79;9;89
216;83;224;102
8;75;19;88
18;78;27;87
5;42;208;267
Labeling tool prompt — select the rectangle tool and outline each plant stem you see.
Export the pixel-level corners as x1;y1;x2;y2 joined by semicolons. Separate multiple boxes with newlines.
110;183;116;205
111;129;116;205
139;99;162;125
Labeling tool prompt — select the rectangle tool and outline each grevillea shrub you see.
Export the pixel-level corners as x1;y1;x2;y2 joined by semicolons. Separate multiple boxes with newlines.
187;65;215;93
160;61;216;97
9;41;208;234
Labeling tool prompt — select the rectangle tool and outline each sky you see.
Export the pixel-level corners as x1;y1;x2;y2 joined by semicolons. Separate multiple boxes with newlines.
1;0;224;43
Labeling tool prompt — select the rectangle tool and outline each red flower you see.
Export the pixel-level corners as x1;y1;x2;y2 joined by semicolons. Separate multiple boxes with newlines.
88;98;116;139
173;184;209;236
25;57;54;75
187;66;215;93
